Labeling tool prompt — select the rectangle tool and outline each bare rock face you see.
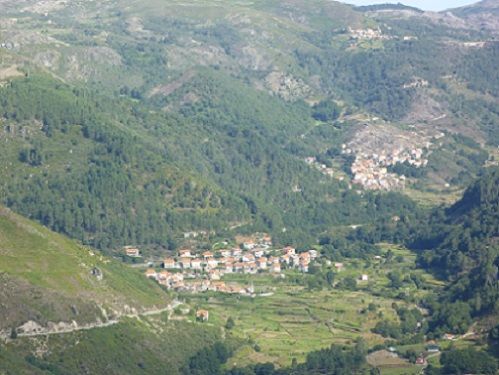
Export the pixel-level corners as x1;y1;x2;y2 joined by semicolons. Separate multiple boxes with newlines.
238;45;271;71
403;92;444;125
265;71;311;101
16;320;44;335
46;320;79;333
34;50;61;68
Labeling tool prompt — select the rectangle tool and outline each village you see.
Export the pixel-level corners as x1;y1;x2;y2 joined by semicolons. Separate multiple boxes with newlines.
348;146;428;190
133;234;322;295
340;124;445;191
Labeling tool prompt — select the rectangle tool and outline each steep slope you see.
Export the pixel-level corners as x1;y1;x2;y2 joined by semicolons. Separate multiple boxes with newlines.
0;71;418;253
0;205;169;333
412;168;499;332
0;319;222;375
449;0;499;36
416;167;499;280
0;74;250;252
0;0;497;253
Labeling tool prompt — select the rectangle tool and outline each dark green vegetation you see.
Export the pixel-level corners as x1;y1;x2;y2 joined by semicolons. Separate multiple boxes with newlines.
182;339;366;375
0;74;249;250
415;168;499;334
0;0;498;373
0;0;498;255
0;318;221;375
354;168;499;338
0;72;417;254
438;348;498;374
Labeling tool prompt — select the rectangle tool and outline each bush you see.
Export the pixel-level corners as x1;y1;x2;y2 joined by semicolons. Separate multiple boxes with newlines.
312;100;341;122
225;317;235;330
440;348;498;375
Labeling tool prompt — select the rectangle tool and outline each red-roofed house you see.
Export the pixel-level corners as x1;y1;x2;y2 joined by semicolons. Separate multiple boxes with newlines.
179;249;192;258
163;257;176;269
225;262;235;273
191;258;203;270
202;251;214;260
243;262;257;274
252;248;265;258
271;263;281;273
124;246;141;257
206;258;219;269
196;309;209;322
145;268;157;279
232;248;242;257
334;262;344;271
242;253;255;263
180;257;192;269
256;258;267;270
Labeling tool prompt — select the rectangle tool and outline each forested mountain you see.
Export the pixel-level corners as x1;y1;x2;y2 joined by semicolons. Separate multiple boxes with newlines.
0;0;497;254
358;167;499;335
0;1;498;373
0;71;420;253
413;168;499;331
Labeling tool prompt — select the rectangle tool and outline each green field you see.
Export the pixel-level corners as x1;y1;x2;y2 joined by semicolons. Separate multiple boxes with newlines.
181;245;440;368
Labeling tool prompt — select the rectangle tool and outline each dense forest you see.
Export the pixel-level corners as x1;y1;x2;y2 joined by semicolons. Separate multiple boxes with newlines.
415;168;499;334
0;74;419;253
350;168;499;336
0;75;248;250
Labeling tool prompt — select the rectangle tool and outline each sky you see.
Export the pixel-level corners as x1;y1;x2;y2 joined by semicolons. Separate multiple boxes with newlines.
345;0;479;11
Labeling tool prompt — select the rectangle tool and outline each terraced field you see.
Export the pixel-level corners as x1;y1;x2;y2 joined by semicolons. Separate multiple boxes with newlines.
184;246;439;367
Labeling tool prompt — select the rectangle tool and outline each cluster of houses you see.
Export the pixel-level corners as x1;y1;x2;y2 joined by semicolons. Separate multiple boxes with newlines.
348;27;392;41
341;125;440;191
350;157;407;190
403;77;429;89
145;267;254;295
144;237;320;294
346;146;429;190
347;27;417;44
165;245;318;275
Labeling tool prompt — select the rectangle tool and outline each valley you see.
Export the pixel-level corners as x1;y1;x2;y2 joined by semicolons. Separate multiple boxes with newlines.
0;0;498;374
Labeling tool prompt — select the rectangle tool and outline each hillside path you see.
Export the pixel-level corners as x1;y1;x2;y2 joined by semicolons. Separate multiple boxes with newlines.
1;299;182;341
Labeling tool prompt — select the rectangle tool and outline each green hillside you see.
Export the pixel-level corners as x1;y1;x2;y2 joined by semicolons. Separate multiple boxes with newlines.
0;71;419;254
0;0;498;374
0;205;169;332
0;0;497;254
413;168;499;329
0;318;222;375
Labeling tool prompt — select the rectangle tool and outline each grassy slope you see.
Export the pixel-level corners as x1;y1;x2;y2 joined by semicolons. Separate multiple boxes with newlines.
0;206;169;330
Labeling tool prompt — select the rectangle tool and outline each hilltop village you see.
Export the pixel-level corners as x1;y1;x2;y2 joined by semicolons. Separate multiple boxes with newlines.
138;234;321;295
